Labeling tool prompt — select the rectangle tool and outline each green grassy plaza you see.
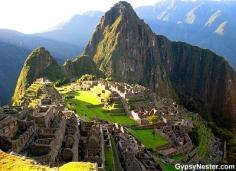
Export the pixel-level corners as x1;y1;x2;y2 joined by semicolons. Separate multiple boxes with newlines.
64;90;136;126
128;128;168;149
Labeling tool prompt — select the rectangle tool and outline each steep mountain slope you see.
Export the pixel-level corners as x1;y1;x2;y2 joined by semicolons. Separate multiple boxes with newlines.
0;42;31;105
63;55;101;78
12;47;65;105
36;11;103;47
136;0;236;68
84;1;236;129
0;29;82;62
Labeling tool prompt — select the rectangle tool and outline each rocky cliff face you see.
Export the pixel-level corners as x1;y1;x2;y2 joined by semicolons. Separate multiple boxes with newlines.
12;47;64;105
84;1;175;98
84;1;236;128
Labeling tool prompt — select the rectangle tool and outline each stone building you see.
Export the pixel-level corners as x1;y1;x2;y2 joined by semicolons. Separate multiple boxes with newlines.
115;131;161;171
0;115;37;153
60;110;80;162
79;121;105;171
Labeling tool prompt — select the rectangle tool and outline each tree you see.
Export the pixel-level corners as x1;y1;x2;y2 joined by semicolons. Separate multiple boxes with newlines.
147;114;158;125
77;74;97;82
147;114;159;140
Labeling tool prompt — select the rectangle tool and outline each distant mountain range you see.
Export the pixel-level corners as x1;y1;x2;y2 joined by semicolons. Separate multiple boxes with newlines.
32;0;236;69
0;29;82;105
35;11;103;46
0;29;82;61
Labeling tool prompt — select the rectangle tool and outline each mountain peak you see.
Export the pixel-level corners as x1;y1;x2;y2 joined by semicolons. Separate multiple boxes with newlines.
24;47;52;65
113;1;133;11
99;1;138;28
84;1;154;64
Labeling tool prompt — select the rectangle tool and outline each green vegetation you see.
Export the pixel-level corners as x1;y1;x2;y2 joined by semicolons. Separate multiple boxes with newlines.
147;114;159;124
188;114;213;159
159;160;178;171
64;91;136;126
170;153;184;161
228;134;236;163
12;47;64;105
110;137;122;171
16;81;43;107
197;125;212;159
128;128;168;149
105;147;114;171
55;78;70;87
78;74;97;81
63;55;100;79
93;15;122;77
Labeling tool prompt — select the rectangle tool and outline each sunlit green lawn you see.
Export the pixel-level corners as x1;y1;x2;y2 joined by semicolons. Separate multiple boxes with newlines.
128;128;168;149
65;91;136;126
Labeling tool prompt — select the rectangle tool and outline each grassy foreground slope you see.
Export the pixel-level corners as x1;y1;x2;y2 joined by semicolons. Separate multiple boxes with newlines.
0;151;97;171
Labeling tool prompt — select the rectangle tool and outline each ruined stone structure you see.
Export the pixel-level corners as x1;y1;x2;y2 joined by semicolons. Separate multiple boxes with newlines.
0;97;81;166
61;110;80;162
79;122;105;171
0;115;37;153
115;131;161;171
156;125;199;163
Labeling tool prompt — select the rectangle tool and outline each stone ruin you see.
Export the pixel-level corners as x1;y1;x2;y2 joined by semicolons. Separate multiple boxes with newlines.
0;100;104;169
0;115;37;153
60;110;79;162
114;130;162;171
79;121;104;170
105;81;150;100
156;124;199;163
72;80;98;91
27;106;67;165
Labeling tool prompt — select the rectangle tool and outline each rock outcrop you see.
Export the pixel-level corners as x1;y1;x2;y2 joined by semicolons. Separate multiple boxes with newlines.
84;1;236;128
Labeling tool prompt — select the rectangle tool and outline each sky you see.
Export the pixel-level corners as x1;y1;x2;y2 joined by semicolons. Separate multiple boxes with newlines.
0;0;163;33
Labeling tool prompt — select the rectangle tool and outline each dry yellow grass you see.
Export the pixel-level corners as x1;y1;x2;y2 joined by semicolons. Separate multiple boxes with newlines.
59;162;97;171
0;151;97;171
0;151;54;171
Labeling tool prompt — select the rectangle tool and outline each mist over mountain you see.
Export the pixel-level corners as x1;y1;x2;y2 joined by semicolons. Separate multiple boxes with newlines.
35;11;103;47
0;29;82;61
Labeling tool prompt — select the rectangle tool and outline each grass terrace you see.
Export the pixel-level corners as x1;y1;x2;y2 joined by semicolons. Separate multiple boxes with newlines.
128;128;168;149
105;147;114;171
64;90;136;126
